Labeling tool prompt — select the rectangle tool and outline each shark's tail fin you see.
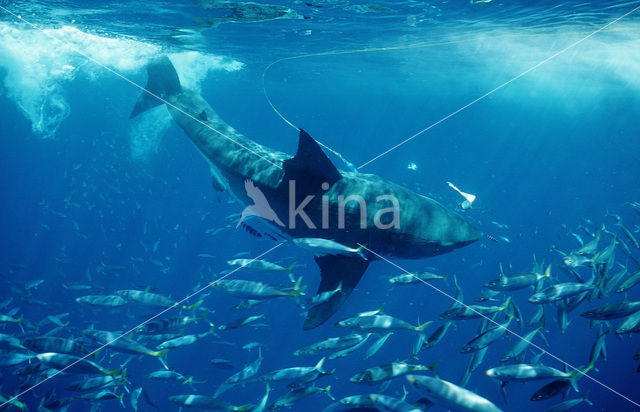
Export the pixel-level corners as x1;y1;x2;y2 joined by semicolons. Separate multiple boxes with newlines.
130;55;181;118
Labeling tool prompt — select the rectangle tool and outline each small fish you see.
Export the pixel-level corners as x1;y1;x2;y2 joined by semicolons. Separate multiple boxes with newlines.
581;301;640;320
130;387;142;412
421;321;453;350
486;363;592;392
146;370;194;384
136;313;206;334
557;300;571;334
389;272;449;285
440;298;511;321
0;333;24;350
116;290;177;308
615;310;640;334
268;385;332;410
36;352;118;375
500;327;546;362
219;314;265;331
156;327;216;349
589;324;609;366
76;390;124;405
328;334;372;360
293;238;367;259
363;332;393;360
84;329;168;359
0;314;23;324
302;282;342;308
67;375;120;392
562;254;595;268
294;333;369;356
543;392;593;412
260;358;326;383
226;259;294;273
213;278;305;300
215;349;262;397
210;359;234;369
406;375;502;412
616;270;640;293
528;282;596;304
350;361;438;385
22;337;92;357
76;295;128;307
616;221;639;248
232;299;265;310
46;313;70;327
484;265;551;291
475;289;501;302
25;279;44;291
461;315;513;353
530;379;572;401
0;352;35;367
169;395;251;411
336;313;431;333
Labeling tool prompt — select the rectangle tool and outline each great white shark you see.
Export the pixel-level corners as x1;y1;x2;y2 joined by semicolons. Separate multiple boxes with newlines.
131;56;482;329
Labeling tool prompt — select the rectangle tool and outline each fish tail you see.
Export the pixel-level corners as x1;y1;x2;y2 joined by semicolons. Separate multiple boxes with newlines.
415;321;433;332
569;359;596;392
355;245;368;260
314;356;326;372
129;55;181;118
500;296;512;311
198;308;209;321
583;391;593;405
184;376;193;384
285;263;295;272
324;385;335;400
118;393;125;407
151;349;169;358
158;355;170;370
185;299;203;311
105;368;120;376
289;278;307;297
429;360;441;372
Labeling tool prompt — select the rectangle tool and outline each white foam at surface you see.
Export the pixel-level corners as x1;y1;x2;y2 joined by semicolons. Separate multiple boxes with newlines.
0;22;244;141
129;105;172;161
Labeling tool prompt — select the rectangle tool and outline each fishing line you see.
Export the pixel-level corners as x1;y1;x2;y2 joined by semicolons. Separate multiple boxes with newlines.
359;243;640;408
0;242;285;408
261;20;640;171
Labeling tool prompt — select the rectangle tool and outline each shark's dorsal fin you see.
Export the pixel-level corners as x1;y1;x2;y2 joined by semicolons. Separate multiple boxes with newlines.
278;129;342;192
199;110;208;121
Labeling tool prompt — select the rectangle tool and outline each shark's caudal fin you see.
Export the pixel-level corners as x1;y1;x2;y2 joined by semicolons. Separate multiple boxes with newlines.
304;255;370;330
130;56;181;118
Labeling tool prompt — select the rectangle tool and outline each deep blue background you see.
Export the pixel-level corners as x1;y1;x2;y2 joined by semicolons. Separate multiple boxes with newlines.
1;0;639;410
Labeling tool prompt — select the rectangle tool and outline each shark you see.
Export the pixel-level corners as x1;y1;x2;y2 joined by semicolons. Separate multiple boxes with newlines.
130;56;482;329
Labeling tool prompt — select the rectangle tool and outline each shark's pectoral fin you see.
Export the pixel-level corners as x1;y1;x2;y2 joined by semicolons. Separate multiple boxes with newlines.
304;255;370;330
278;129;342;193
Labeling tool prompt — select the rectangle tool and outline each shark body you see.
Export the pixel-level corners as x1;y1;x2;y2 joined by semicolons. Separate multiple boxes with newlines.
131;56;481;329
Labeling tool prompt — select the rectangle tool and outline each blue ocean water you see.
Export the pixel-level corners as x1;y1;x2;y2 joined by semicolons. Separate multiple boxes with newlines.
1;0;639;410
